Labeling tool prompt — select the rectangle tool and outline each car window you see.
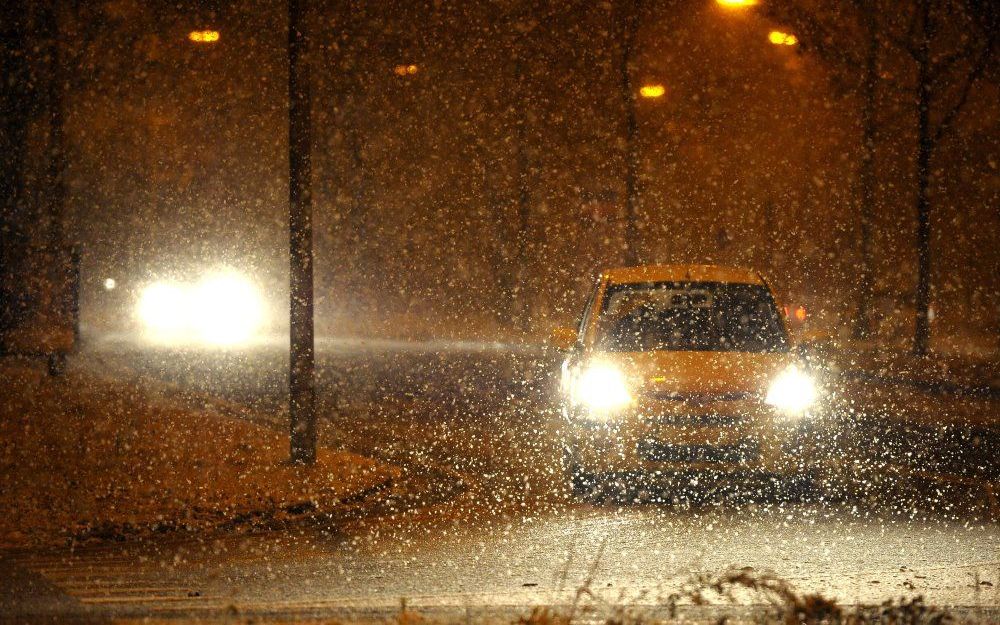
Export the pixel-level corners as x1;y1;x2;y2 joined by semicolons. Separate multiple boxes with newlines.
598;281;789;352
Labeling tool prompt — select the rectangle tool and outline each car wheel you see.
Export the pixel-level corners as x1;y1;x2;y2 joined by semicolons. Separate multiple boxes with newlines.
47;352;67;377
569;466;597;497
563;449;599;500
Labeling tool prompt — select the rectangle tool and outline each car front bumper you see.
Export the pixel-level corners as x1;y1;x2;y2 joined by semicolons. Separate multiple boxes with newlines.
562;398;830;477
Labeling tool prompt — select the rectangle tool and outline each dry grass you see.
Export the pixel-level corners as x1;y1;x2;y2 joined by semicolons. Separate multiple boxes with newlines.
510;568;958;624
660;568;954;624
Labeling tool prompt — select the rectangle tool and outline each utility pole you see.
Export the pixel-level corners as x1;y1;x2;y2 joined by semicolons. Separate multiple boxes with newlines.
288;0;316;464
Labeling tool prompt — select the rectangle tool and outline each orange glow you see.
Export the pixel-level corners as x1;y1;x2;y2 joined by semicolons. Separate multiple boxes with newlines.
716;0;759;7
769;30;798;46
188;30;220;43
639;84;666;98
794;306;807;322
393;64;419;76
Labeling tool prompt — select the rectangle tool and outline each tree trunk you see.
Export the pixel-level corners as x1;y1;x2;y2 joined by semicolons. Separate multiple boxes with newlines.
346;124;371;283
44;1;66;253
852;17;878;342
512;84;533;331
913;6;933;357
43;0;75;341
0;0;33;338
288;0;317;464
480;158;517;327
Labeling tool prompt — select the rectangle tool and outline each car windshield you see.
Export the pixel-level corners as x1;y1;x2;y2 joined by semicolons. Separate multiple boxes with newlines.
598;281;789;352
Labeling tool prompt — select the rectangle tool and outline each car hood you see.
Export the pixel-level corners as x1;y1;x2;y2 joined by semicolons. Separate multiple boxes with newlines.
590;349;793;396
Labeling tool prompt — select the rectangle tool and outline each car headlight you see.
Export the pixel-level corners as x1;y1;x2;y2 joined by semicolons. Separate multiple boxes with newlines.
137;270;265;346
190;271;264;345
138;282;187;338
571;363;633;416
766;366;818;416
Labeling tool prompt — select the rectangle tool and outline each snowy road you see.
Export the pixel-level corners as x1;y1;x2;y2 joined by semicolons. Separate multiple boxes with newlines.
2;339;999;622
4;503;999;622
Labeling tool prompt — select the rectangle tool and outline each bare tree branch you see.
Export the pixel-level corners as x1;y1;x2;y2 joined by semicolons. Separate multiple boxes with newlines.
929;45;976;83
932;40;994;143
881;0;923;57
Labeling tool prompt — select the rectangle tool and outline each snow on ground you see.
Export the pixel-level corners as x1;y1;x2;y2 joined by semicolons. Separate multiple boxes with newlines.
0;357;400;547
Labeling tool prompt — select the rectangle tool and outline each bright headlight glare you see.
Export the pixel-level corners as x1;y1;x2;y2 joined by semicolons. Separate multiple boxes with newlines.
766;366;818;415
137;271;265;346
572;363;632;414
190;271;264;345
138;282;187;336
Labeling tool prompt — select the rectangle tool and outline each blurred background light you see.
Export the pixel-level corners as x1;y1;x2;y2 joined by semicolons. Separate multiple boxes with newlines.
190;271;264;345
136;270;264;346
769;30;799;46
639;84;666;98
393;64;419;76
188;30;220;43
138;282;187;338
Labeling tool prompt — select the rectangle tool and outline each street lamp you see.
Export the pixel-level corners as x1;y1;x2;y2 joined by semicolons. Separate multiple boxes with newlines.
393;64;419;76
715;0;759;7
639;84;666;98
768;30;798;45
188;30;220;43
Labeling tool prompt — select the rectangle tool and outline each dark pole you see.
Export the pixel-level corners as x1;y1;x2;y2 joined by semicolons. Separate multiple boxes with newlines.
913;1;932;356
620;7;640;267
0;0;32;343
44;0;75;347
852;12;878;342
288;0;316;464
512;57;533;331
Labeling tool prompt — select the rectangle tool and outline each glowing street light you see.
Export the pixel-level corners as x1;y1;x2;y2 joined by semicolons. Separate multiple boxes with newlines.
716;0;759;7
393;64;419;76
768;30;798;45
188;30;220;43
639;84;666;99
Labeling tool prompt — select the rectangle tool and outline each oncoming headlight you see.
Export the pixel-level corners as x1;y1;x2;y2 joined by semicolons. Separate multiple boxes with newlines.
766;366;818;416
571;363;633;416
137;270;265;346
189;271;264;345
138;282;187;338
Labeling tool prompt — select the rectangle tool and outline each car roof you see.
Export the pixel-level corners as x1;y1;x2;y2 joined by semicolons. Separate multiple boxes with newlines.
601;264;765;285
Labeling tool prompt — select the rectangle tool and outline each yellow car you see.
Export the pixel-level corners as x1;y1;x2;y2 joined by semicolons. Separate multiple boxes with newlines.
552;264;828;499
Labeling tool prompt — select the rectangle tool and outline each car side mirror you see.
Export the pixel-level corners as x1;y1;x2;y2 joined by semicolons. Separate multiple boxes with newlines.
548;327;578;351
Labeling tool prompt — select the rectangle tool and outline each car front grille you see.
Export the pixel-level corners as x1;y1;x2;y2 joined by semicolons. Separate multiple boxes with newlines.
642;390;756;402
644;413;743;427
638;439;760;464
